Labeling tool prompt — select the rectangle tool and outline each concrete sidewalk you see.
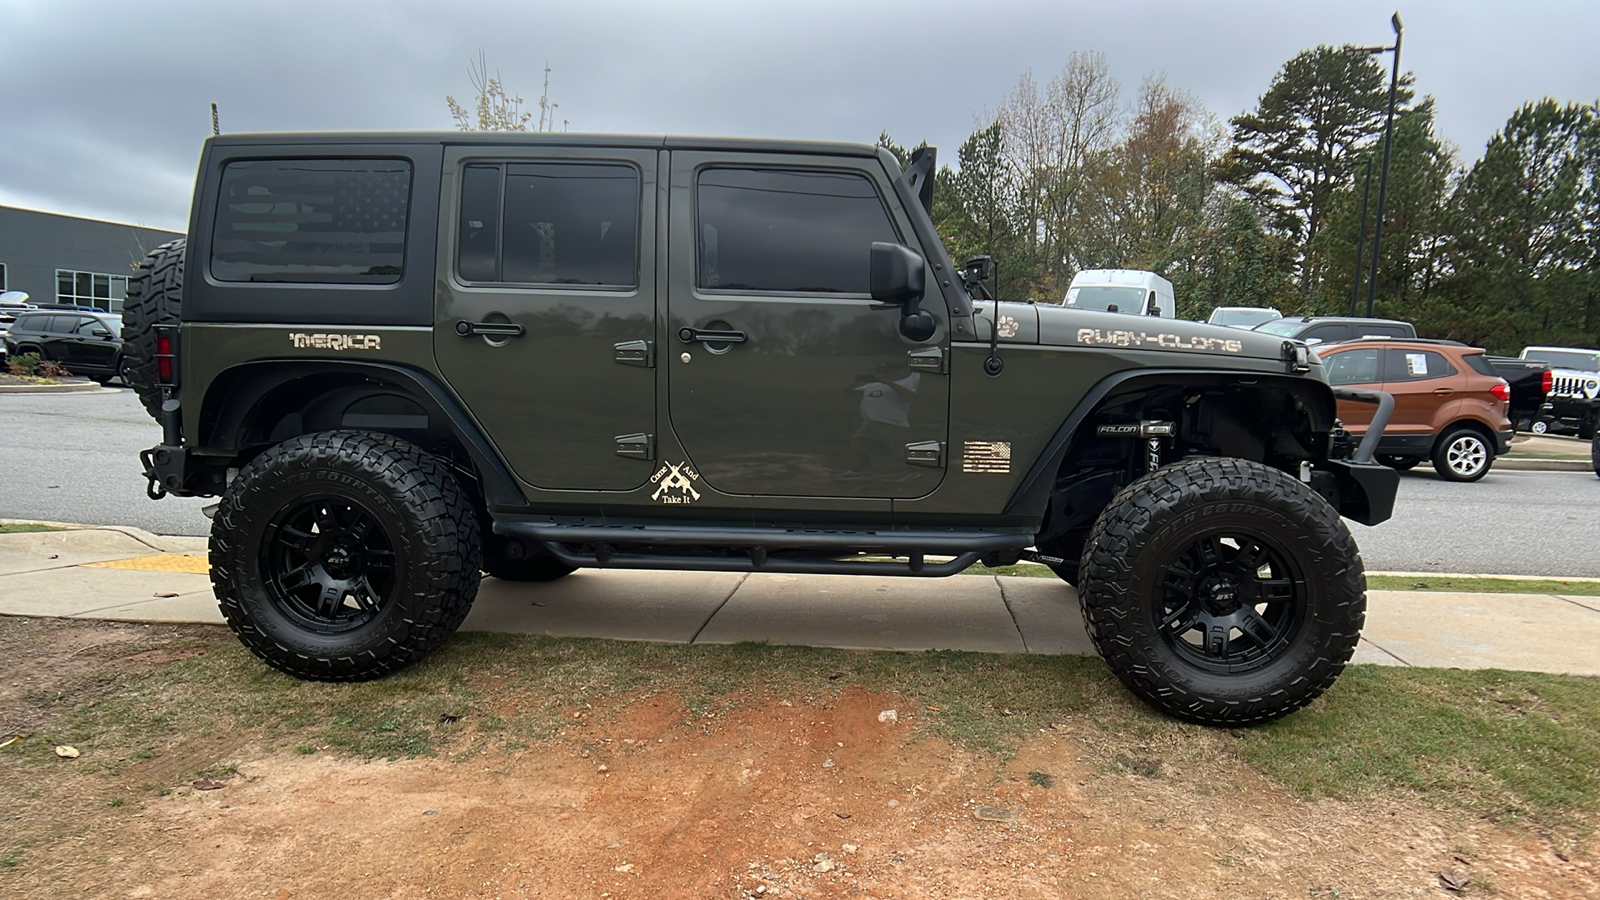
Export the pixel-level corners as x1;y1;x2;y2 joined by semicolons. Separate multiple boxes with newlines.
3;524;1599;676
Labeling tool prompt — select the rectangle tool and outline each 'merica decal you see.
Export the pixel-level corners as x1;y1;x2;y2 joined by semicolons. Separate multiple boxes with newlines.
289;333;382;351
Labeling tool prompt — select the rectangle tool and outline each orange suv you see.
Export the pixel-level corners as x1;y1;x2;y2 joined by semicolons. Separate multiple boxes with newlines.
1316;339;1513;482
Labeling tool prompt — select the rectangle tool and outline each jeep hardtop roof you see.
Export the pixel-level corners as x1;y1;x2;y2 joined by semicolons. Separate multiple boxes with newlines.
206;131;885;159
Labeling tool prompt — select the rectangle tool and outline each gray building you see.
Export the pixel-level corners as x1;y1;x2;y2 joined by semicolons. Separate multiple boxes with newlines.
0;205;183;314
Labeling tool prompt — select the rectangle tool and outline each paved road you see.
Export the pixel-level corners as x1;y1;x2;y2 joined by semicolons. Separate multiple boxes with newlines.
1;387;213;535
3;388;1597;574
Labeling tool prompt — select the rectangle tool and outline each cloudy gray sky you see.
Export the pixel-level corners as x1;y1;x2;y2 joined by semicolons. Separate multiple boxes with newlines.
2;0;1596;233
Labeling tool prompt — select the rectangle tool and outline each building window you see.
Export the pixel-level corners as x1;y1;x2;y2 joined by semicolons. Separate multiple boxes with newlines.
55;268;129;312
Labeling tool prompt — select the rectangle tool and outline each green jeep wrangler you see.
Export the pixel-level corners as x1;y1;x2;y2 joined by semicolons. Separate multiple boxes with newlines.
125;132;1398;726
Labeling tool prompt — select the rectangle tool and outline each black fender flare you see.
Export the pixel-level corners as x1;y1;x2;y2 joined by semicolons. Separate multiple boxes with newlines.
196;359;525;508
1003;368;1339;518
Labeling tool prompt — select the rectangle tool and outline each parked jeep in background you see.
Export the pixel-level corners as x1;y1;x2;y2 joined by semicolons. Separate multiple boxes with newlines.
123;131;1398;727
1317;338;1511;482
1519;346;1600;439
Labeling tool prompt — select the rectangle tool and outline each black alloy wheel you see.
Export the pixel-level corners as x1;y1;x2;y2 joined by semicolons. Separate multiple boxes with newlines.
211;431;482;681
1076;457;1365;726
262;495;399;633
1154;532;1304;674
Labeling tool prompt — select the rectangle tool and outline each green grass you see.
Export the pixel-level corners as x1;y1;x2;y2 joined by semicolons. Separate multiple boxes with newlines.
0;523;66;534
5;621;1600;837
1365;574;1600;596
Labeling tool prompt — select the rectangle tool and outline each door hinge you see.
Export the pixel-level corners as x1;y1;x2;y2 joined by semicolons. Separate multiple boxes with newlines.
908;346;946;374
905;440;945;468
615;433;654;459
614;340;654;367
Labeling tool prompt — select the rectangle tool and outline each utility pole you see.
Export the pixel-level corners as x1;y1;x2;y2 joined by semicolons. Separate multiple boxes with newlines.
1348;157;1373;316
1364;12;1403;318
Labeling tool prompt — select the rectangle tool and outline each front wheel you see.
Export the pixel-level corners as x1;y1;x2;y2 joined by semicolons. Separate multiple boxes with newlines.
1432;427;1493;482
1591;430;1599;478
210;431;482;681
1076;458;1365;726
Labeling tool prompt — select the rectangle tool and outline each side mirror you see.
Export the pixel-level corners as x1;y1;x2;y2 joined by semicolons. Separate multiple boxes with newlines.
870;242;935;341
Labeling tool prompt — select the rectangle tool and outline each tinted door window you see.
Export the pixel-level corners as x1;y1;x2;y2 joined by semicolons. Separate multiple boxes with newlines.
1302;324;1349;344
211;158;412;284
1324;348;1381;385
696;168;897;293
455;162;640;288
1384;349;1455;381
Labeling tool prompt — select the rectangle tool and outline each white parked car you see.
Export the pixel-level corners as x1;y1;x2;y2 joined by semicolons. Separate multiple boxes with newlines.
1208;306;1282;330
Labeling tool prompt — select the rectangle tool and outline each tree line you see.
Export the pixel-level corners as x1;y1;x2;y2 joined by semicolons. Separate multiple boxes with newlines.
881;48;1600;355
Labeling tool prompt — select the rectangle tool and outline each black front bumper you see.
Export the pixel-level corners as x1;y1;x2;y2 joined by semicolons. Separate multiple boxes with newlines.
1328;387;1400;526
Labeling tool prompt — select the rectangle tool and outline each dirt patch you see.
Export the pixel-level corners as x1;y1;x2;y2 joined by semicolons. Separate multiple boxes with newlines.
2;619;1597;898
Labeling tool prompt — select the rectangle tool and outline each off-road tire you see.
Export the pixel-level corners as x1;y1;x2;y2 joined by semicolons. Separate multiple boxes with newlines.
121;239;185;421
1431;426;1493;482
1591;430;1599;478
210;431;483;681
1376;454;1420;471
1076;457;1365;726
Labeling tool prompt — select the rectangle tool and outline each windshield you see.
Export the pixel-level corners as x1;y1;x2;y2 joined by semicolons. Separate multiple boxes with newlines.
1210;308;1281;328
1524;349;1600;371
1254;319;1306;336
1066;286;1148;312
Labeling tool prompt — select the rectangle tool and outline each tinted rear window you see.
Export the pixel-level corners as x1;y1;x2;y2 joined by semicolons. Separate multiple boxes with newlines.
211;159;412;284
1462;353;1496;377
456;162;640;287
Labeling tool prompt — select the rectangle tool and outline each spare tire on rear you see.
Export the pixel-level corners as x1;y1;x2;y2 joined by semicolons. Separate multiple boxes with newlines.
121;239;185;421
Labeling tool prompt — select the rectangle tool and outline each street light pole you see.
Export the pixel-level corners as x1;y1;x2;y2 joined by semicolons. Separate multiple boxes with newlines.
1364;12;1403;318
1348;157;1373;316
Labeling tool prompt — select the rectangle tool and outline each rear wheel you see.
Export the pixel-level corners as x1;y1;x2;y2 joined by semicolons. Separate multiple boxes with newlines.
121;239;185;421
210;431;482;681
1432;427;1493;482
1076;457;1365;726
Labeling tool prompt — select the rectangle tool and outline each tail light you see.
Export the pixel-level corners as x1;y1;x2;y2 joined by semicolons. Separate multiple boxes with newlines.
154;327;176;384
1541;369;1553;393
1491;381;1510;402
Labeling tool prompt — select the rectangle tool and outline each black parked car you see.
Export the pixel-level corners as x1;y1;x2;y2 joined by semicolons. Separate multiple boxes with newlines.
1254;315;1416;345
2;309;125;382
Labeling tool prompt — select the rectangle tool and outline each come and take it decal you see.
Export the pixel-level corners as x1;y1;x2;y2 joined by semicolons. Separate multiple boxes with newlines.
650;461;702;504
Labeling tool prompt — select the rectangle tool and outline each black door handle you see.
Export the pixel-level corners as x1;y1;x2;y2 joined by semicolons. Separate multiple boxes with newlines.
455;320;525;338
678;327;747;344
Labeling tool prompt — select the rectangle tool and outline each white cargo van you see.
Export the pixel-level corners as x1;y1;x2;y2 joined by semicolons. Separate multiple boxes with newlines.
1063;269;1174;318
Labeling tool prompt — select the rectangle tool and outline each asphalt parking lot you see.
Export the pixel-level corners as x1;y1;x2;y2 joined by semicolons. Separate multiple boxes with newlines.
2;386;1596;576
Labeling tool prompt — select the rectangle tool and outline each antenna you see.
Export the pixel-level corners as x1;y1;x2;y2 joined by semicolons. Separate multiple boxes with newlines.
210;102;220;136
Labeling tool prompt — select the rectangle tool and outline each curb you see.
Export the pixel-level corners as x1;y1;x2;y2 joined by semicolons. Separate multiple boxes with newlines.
0;519;205;553
1495;457;1591;472
0;380;103;394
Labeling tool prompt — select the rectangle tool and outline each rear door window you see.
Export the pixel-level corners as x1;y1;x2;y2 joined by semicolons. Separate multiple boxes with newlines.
695;168;898;294
455;162;640;288
1384;349;1455;382
211;158;412;284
